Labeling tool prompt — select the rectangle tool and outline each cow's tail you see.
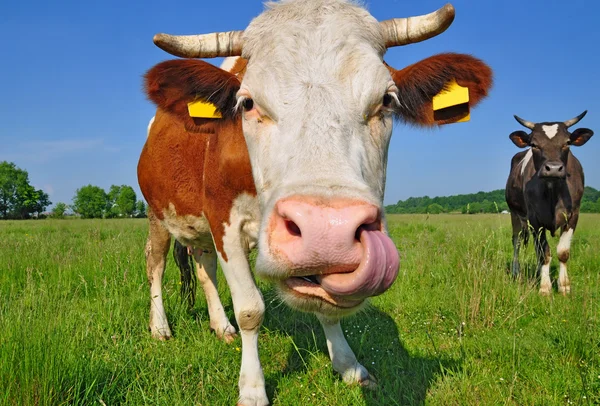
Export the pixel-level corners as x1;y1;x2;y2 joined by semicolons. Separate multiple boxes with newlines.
173;240;196;308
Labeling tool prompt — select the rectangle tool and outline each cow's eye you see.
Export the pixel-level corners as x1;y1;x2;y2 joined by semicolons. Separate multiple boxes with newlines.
382;93;394;108
242;98;254;112
530;143;539;149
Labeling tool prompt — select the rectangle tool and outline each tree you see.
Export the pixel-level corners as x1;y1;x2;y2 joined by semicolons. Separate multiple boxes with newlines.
116;186;137;217
106;185;121;218
107;185;137;217
426;203;444;214
469;202;482;214
0;161;51;219
50;202;68;218
135;200;147;218
73;185;108;218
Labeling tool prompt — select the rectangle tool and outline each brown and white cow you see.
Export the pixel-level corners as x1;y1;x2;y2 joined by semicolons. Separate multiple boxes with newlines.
138;1;492;404
505;111;594;295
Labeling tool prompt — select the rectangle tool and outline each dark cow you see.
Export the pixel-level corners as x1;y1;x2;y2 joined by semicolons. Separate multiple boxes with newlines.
505;111;594;295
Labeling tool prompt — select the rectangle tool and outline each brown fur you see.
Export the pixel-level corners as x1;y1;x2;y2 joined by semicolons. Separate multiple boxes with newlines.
144;59;242;123
387;53;493;126
138;59;256;261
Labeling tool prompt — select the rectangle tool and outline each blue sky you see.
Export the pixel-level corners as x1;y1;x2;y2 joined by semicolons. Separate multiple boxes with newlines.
1;0;598;207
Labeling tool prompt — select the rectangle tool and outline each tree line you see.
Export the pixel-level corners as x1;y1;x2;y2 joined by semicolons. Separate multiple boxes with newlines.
0;161;147;220
385;187;600;214
69;184;147;219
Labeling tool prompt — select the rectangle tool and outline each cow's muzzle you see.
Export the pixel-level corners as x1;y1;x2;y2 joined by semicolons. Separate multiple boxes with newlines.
539;161;566;179
268;197;400;307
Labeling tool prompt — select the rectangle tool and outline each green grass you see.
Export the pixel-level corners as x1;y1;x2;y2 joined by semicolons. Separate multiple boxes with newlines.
1;215;599;405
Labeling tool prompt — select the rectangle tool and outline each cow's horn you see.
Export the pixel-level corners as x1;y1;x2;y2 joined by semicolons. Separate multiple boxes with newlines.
380;3;455;48
564;110;587;128
153;31;244;58
514;115;536;130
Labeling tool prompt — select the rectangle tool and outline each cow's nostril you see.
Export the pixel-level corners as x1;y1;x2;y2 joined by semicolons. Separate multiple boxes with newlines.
354;221;381;241
285;220;301;237
558;166;564;172
545;165;551;172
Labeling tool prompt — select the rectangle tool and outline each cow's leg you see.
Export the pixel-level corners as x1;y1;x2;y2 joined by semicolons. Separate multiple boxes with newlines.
191;248;237;343
217;223;266;406
145;209;173;340
510;213;524;278
557;226;574;295
534;228;552;295
316;314;376;388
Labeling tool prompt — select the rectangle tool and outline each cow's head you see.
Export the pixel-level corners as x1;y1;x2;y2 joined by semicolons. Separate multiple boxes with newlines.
148;1;492;316
510;111;594;180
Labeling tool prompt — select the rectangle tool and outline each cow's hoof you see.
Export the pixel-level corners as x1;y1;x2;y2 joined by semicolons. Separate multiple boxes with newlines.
237;388;269;406
358;373;378;390
558;285;571;295
341;363;375;388
151;331;172;341
538;288;552;296
149;324;172;340
213;323;238;344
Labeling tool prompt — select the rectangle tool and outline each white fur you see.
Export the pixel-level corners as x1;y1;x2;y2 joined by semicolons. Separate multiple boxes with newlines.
147;116;155;138
220;56;240;73
558;261;571;294
557;228;573;257
148;255;171;338
240;0;395;283
520;149;533;175
161;203;214;248
191;249;237;342
557;228;573;294
542;124;559;139
232;4;396;398
539;261;552;295
218;193;267;405
317;314;374;385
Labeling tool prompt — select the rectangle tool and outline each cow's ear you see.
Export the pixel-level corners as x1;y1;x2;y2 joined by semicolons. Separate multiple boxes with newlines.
509;131;530;148
386;53;493;126
569;128;594;146
144;59;240;123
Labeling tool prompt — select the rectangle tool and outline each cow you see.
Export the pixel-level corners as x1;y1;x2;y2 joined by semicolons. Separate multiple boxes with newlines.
138;1;492;404
505;111;594;296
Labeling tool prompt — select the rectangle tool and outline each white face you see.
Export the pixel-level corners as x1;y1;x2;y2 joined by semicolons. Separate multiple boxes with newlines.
234;0;400;315
239;0;396;212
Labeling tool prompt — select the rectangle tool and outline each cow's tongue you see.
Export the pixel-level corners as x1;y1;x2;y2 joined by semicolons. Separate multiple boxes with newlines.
317;229;399;299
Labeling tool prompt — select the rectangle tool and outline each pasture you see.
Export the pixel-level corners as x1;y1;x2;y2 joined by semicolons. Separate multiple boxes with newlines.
1;214;599;405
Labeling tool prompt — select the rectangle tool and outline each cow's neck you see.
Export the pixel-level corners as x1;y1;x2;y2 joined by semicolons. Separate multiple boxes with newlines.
528;175;570;231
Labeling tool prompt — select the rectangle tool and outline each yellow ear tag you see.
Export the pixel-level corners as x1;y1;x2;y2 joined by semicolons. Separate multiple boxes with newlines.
187;100;222;119
432;79;470;124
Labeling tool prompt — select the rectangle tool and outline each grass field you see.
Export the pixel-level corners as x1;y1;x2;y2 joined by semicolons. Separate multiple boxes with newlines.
1;214;599;405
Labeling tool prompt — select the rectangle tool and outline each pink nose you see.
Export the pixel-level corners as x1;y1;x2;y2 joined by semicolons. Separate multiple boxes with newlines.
269;197;399;300
269;197;380;273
